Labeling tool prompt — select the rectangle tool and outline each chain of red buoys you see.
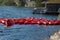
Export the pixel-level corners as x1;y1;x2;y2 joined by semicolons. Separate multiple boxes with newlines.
0;17;60;27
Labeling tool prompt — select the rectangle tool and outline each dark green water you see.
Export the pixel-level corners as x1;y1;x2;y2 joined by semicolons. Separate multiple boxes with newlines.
0;6;60;40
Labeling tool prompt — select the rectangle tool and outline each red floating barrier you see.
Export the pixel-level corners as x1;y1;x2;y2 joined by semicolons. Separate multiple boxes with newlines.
55;20;60;25
0;17;60;27
30;21;36;24
7;19;15;26
42;21;48;25
0;18;15;27
0;18;8;26
15;18;25;24
48;20;56;25
37;21;41;25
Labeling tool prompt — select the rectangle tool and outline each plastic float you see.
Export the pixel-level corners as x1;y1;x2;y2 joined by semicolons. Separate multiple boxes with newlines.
0;17;60;27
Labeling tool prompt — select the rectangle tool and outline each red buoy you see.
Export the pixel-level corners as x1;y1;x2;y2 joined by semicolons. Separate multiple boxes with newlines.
0;18;7;26
7;19;15;26
15;18;25;24
55;20;60;25
24;21;29;24
48;20;56;25
37;21;41;25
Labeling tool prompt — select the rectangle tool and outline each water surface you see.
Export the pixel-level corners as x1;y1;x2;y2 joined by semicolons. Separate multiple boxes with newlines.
0;6;60;40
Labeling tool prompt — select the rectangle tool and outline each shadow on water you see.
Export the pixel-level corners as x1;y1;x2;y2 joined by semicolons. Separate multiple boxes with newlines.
42;13;59;16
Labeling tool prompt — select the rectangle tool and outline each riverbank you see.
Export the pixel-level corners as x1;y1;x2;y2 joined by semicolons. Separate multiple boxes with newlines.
0;0;42;7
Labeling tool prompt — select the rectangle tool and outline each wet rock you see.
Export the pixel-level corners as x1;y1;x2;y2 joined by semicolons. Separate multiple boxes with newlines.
49;30;60;40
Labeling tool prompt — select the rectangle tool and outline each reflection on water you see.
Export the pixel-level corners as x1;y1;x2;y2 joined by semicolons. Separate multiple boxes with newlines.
0;6;60;40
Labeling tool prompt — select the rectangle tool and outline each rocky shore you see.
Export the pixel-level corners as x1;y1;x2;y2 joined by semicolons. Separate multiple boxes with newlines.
49;30;60;40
